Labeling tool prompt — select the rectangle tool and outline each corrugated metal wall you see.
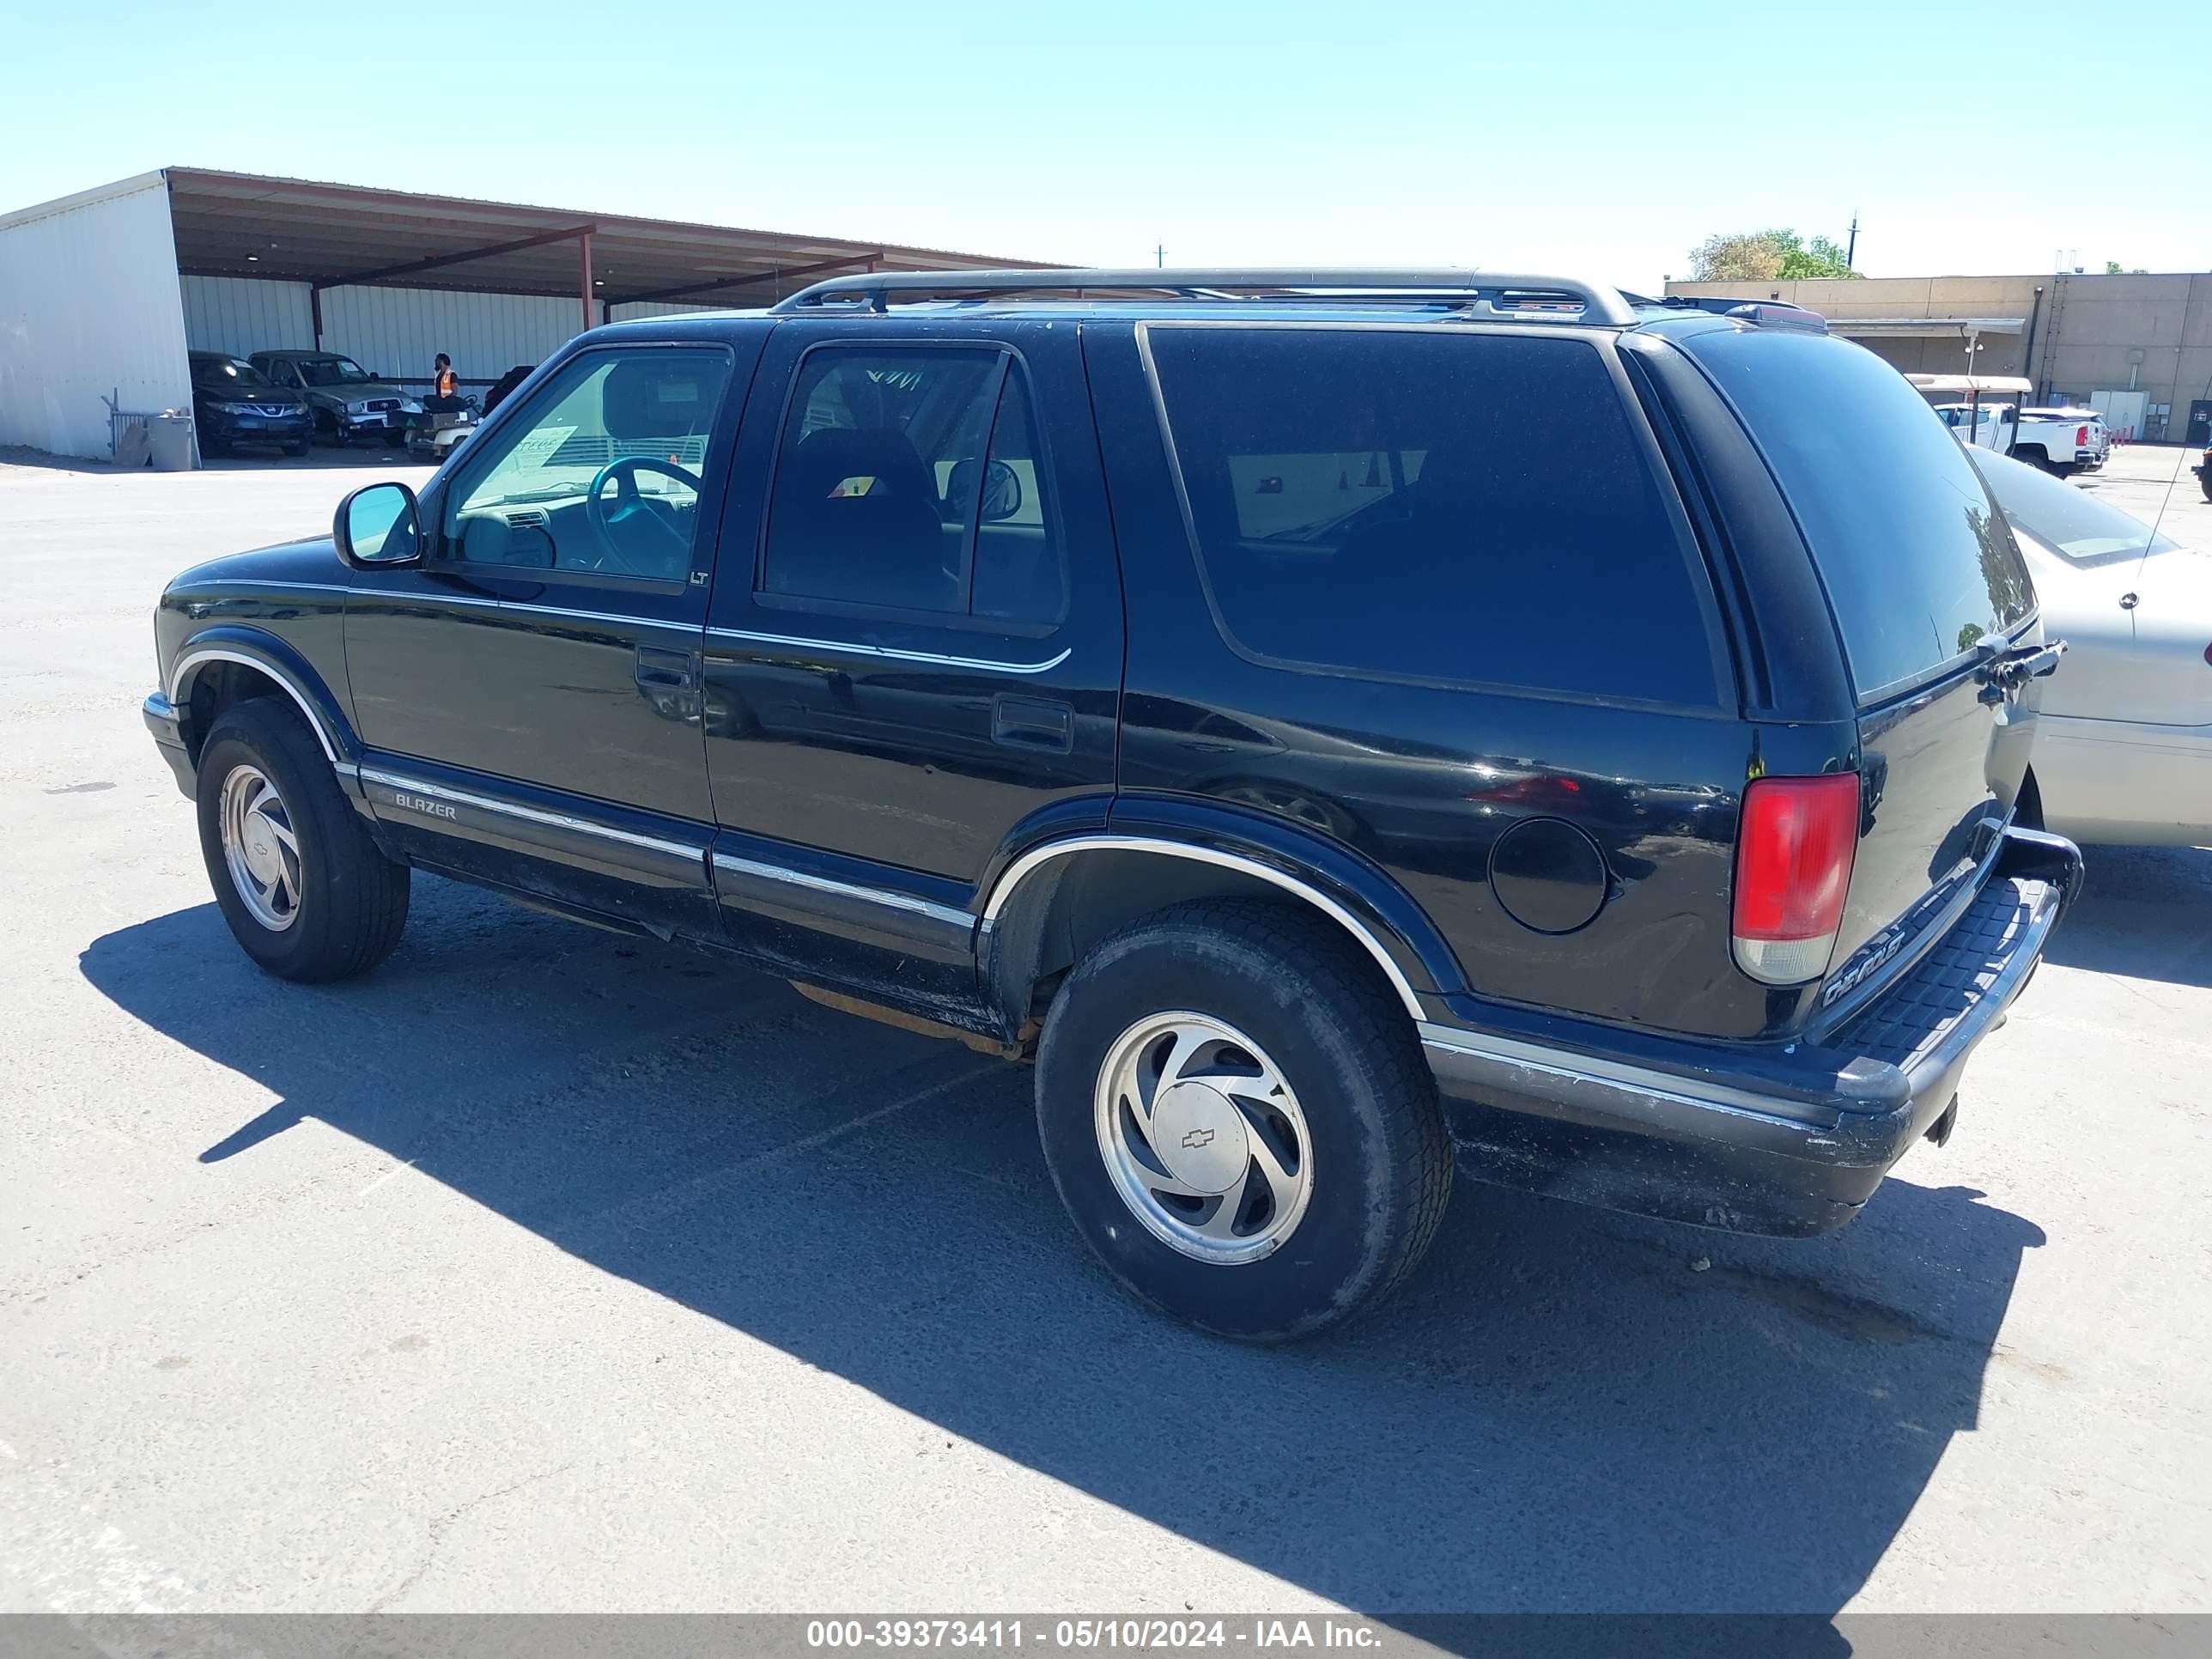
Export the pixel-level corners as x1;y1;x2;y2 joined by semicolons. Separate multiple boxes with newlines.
177;277;589;386
0;173;193;459
317;286;580;384
179;275;315;359
175;279;735;386
608;301;722;322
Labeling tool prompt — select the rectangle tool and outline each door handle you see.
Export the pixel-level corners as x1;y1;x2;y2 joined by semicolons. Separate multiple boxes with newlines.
635;645;702;724
992;695;1073;754
635;645;696;689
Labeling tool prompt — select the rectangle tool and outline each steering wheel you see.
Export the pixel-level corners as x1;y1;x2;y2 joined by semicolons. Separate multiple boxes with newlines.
581;456;702;575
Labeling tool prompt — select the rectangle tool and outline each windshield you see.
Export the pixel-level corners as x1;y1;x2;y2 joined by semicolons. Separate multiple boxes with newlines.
1972;449;2180;564
198;358;272;388
297;357;373;386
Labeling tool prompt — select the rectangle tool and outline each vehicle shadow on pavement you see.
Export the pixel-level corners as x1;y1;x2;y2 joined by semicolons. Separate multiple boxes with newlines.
2042;844;2212;988
82;886;2046;1630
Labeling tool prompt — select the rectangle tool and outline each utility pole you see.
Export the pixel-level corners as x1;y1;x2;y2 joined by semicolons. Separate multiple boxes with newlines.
1156;243;1165;270
1845;213;1858;269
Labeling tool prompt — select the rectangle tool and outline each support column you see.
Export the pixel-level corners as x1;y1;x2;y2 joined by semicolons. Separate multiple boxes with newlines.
580;234;594;333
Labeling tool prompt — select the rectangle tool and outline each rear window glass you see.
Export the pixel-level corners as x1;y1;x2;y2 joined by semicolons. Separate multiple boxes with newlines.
1686;330;2033;697
1146;327;1718;705
1973;448;2176;565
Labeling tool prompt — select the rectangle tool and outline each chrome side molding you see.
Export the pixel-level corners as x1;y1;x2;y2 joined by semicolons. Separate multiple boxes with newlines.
707;627;1072;677
356;768;705;862
167;647;343;768
981;834;1426;1021
710;850;975;932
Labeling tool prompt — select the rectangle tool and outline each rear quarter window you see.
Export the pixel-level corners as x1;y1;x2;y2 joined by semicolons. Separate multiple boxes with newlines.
1146;325;1721;707
1683;329;2034;699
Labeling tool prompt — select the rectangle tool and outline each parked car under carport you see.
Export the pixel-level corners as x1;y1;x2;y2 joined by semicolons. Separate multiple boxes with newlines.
185;353;311;457
249;350;420;447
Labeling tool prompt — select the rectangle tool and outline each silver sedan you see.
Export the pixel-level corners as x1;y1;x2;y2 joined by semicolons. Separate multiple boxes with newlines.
1976;450;2212;847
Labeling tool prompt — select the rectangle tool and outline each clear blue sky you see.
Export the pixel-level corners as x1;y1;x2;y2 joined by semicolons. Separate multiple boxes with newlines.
9;1;2205;292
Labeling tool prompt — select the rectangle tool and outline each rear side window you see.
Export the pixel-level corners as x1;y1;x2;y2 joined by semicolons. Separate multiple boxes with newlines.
761;348;1065;623
1146;327;1718;705
1684;329;2033;699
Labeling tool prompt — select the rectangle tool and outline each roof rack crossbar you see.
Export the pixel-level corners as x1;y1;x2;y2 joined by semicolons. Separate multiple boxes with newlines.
1657;295;1829;333
769;268;1641;325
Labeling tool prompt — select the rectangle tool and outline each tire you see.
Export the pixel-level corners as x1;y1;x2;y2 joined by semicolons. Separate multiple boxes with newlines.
2199;472;2210;504
1035;897;1452;1342
194;697;410;982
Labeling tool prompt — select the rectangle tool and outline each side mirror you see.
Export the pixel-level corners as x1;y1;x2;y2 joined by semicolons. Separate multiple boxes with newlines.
947;457;1025;523
334;481;423;569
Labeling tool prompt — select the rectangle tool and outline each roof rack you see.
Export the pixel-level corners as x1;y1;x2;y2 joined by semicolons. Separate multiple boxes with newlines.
1656;295;1828;333
769;268;1642;326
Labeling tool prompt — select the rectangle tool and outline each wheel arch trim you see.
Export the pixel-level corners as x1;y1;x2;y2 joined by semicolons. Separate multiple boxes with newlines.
979;834;1428;1022
167;635;352;771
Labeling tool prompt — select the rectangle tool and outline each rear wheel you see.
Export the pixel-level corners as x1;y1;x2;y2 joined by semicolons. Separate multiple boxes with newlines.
1035;898;1452;1342
195;698;410;981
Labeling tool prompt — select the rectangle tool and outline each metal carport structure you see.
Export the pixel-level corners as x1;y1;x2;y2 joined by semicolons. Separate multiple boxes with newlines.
0;167;1041;462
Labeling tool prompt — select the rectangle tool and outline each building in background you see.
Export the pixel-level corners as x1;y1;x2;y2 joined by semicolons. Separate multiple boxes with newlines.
0;167;1040;462
1664;273;2212;446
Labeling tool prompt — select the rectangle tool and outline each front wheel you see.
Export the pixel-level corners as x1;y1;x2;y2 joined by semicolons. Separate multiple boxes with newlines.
2199;471;2210;503
1035;898;1452;1342
195;698;410;981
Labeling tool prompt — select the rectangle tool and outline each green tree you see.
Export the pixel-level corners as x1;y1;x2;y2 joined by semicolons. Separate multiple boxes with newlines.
1688;231;1784;282
1783;234;1860;279
1688;228;1862;282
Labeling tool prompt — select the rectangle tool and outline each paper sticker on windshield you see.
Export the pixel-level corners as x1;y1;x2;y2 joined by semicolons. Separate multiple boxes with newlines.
828;475;878;498
508;425;576;468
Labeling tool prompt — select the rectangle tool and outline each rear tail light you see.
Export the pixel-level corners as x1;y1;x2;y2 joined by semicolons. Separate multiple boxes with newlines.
2077;425;2090;447
1732;774;1861;985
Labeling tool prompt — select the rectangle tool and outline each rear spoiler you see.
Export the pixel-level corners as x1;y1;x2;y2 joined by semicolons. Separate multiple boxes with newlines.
1657;295;1828;333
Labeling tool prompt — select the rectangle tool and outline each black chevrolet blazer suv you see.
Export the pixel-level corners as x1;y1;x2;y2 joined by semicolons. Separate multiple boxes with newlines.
143;270;2082;1341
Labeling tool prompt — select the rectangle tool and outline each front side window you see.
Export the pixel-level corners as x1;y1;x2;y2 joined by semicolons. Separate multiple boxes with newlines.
443;348;731;581
1146;326;1717;704
760;348;1064;622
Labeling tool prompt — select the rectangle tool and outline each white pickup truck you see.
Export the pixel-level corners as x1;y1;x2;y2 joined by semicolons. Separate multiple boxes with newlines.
1934;402;2110;476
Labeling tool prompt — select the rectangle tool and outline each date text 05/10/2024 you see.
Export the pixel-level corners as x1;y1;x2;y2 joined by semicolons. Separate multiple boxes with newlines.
804;1620;1385;1650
